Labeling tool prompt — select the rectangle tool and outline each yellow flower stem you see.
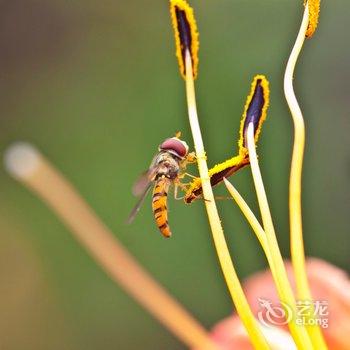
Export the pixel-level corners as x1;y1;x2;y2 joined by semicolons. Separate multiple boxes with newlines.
223;178;321;349
223;177;306;348
284;1;308;301
246;123;313;349
184;50;270;350
284;3;327;348
223;177;287;320
223;178;270;259
4;143;219;350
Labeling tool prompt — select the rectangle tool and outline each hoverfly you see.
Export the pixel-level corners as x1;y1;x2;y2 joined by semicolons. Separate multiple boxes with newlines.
127;134;195;238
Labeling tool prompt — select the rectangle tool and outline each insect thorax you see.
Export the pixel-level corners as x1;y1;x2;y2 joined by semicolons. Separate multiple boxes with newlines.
154;151;181;180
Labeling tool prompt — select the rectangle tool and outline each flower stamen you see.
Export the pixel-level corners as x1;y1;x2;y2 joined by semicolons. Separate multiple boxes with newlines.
304;0;320;38
170;0;199;79
239;75;270;155
184;75;269;204
246;123;313;349
284;2;327;348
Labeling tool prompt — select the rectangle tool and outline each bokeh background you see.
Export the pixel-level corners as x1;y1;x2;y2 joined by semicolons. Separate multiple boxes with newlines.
0;0;348;349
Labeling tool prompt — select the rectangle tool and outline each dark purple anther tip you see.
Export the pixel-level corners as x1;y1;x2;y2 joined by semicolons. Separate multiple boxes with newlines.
243;79;264;146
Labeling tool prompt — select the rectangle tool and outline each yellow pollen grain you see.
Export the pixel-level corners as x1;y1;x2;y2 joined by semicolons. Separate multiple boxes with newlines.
238;75;270;156
304;0;320;38
170;0;199;79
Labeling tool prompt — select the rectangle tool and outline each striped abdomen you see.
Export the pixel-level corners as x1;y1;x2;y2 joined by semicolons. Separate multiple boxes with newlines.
152;177;171;238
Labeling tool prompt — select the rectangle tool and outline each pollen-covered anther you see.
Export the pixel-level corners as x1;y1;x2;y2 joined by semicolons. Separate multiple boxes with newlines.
184;75;270;204
170;0;199;79
304;0;320;38
184;154;248;203
238;75;270;155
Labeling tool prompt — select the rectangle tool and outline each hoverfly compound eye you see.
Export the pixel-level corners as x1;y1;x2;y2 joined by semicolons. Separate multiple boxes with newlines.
159;137;189;159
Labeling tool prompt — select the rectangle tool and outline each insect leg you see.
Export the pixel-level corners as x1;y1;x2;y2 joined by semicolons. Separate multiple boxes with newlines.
180;152;197;169
183;172;197;179
185;152;197;163
173;183;185;200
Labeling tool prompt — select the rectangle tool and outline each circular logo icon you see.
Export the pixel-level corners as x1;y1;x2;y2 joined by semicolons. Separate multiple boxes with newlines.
257;298;293;327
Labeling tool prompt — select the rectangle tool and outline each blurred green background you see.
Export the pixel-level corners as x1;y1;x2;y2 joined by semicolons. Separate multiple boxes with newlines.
0;0;348;349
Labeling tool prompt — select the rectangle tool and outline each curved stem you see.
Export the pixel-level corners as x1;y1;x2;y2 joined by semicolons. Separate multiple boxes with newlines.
284;0;308;301
284;3;327;348
184;51;270;350
247;123;313;349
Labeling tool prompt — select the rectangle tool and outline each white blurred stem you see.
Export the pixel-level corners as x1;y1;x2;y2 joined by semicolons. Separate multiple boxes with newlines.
4;142;219;350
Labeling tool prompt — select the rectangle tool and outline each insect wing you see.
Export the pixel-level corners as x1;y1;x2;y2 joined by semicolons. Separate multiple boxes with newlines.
127;183;152;224
128;155;161;223
132;156;159;196
132;171;153;197
128;160;160;223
